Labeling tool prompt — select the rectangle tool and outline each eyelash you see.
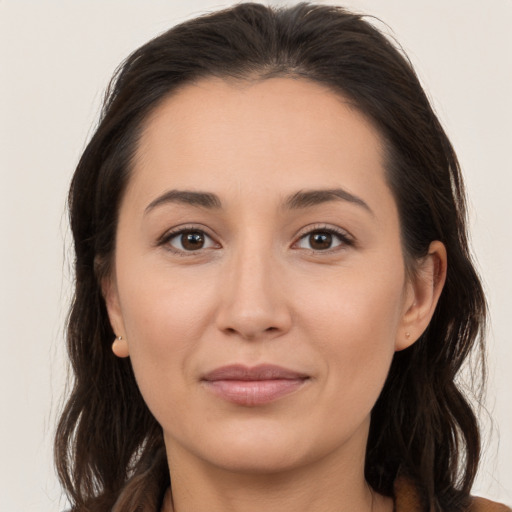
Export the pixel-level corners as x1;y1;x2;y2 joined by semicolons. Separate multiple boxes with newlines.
157;224;219;257
295;224;354;253
158;224;354;256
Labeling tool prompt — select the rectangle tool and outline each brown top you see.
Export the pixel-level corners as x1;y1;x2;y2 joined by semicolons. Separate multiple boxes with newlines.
393;476;511;512
161;478;511;512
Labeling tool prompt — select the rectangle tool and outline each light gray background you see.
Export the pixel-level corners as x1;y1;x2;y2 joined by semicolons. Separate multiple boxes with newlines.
1;1;510;510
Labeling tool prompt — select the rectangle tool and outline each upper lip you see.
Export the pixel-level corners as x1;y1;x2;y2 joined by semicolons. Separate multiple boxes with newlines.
201;364;309;381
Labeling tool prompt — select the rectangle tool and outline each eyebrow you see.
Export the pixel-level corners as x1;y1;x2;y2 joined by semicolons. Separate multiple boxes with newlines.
283;188;373;215
144;188;373;215
145;189;222;214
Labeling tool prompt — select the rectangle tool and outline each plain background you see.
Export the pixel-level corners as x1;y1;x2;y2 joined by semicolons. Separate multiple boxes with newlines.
1;1;510;510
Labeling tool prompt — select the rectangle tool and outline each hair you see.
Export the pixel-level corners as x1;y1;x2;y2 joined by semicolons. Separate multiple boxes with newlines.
55;3;487;512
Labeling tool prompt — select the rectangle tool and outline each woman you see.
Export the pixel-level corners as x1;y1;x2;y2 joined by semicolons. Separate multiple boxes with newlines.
54;3;510;512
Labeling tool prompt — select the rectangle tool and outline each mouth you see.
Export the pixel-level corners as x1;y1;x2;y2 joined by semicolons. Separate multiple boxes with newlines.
201;364;310;406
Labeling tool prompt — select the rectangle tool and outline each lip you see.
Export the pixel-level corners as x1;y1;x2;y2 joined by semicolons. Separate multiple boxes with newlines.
201;364;310;406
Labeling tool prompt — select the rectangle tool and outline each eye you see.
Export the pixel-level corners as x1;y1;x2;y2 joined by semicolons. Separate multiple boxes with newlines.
163;228;218;253
295;227;352;252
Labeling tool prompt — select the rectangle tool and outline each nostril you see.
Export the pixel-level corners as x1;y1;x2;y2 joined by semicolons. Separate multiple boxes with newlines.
216;296;292;340
222;325;280;340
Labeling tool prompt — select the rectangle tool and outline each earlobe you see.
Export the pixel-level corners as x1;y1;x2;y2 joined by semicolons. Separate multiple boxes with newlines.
101;275;130;358
396;241;447;351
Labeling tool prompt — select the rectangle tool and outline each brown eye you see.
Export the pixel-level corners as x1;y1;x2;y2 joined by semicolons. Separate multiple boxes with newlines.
181;231;205;250
309;232;333;250
166;229;216;252
296;228;349;252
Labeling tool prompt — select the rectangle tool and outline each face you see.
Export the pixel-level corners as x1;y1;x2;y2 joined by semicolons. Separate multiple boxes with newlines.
105;77;435;476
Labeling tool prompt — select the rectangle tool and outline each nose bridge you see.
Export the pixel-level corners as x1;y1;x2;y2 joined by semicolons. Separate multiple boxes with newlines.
216;231;291;340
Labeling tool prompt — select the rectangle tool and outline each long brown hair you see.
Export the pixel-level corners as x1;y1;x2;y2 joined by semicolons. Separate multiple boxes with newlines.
55;3;487;511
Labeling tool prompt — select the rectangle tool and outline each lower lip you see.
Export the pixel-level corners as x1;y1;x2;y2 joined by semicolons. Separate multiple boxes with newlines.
202;378;308;406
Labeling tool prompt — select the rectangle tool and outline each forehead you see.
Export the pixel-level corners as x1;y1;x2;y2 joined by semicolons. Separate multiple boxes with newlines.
128;76;393;217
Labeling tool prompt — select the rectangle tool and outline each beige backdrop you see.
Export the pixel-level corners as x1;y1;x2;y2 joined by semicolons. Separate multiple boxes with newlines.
1;1;510;510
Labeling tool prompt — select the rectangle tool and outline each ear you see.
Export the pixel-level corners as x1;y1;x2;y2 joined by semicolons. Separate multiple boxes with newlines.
396;240;447;351
101;274;130;358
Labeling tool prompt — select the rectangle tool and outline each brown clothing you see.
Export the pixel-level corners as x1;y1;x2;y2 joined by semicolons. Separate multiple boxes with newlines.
394;476;511;512
161;477;511;511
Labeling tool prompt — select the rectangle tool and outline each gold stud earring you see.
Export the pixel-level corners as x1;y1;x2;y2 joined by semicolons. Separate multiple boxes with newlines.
112;335;129;357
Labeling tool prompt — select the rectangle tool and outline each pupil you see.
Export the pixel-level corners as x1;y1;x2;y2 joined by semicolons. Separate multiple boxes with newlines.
182;231;204;250
310;232;332;250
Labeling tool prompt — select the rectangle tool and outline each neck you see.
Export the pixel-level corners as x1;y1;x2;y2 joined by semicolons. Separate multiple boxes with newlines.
162;436;391;512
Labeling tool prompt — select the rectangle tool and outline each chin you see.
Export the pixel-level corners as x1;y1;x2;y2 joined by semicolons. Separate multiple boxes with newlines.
166;417;353;477
204;445;309;475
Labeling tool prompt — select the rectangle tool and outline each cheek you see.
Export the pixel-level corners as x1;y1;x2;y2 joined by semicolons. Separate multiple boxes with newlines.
122;277;203;350
298;263;405;405
115;263;216;412
302;261;406;340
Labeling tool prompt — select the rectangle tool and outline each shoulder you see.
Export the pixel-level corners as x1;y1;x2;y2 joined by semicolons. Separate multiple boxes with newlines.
393;475;511;512
469;496;512;512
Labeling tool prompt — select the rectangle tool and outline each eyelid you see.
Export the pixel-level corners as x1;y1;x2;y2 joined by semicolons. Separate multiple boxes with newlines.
157;222;354;255
157;224;221;255
292;224;355;252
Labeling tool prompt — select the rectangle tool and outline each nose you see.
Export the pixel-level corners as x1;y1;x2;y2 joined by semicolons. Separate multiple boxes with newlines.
215;245;292;341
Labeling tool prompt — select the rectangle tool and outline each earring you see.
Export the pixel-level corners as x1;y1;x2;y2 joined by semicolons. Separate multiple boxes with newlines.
112;335;129;358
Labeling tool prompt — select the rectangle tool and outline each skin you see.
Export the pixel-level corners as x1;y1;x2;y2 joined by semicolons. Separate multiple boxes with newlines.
104;77;447;512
